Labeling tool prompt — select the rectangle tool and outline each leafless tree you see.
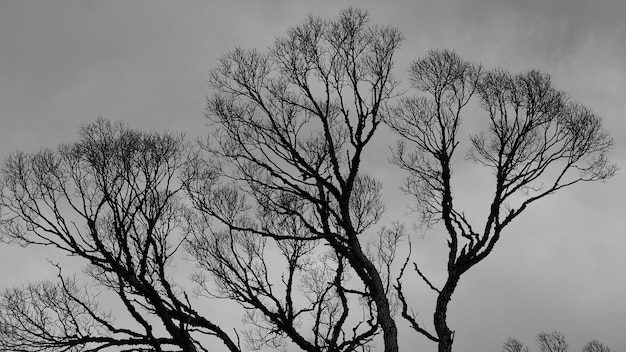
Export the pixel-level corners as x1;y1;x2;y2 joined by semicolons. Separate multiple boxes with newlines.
0;119;240;352
502;337;530;352
581;339;613;352
186;7;404;352
385;49;616;352
502;333;614;352
536;331;569;352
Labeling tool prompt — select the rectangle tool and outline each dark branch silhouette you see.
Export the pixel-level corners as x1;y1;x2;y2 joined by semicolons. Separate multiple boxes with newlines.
0;119;240;352
502;337;529;352
186;7;404;352
536;331;569;352
502;332;613;352
385;49;616;352
582;339;613;352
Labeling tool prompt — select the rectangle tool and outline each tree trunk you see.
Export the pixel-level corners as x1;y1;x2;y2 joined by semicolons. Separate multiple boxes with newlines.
434;274;460;352
357;250;399;352
347;238;399;352
378;298;399;352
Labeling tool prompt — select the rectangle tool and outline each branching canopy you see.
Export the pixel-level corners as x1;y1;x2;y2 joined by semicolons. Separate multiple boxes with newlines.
386;49;616;352
186;8;405;352
0;119;240;352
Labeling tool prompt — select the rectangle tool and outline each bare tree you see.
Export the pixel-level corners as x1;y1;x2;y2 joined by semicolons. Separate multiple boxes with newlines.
581;340;613;352
0;119;240;352
502;332;614;352
186;7;404;352
386;49;616;352
537;331;569;352
502;337;530;352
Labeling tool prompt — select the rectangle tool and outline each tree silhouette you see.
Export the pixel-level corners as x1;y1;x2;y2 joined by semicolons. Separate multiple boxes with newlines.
386;49;616;352
581;339;613;352
536;331;569;352
502;337;530;352
501;333;613;352
187;7;404;352
0;119;240;352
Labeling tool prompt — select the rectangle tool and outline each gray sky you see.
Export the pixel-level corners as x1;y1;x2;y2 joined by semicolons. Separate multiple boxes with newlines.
0;1;625;351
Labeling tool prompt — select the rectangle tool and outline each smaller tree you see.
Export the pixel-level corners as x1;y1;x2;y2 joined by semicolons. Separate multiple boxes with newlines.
0;118;241;352
501;332;614;352
536;331;569;352
386;49;616;352
581;339;612;352
502;337;530;352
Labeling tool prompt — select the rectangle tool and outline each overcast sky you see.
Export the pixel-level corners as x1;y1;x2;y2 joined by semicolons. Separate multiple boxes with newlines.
0;1;625;351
